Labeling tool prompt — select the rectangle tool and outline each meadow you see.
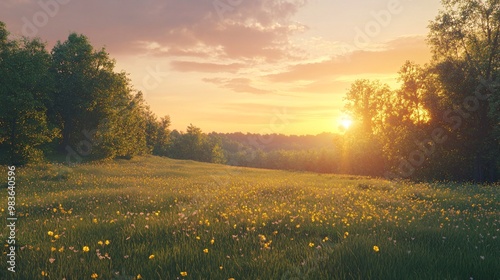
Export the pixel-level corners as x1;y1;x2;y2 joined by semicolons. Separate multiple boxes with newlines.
1;156;499;280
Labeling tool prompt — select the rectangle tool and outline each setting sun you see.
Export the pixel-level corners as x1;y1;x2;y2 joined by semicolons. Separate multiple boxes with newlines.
339;116;353;130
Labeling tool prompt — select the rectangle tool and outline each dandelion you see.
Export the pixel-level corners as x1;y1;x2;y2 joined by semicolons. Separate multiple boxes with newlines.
58;247;64;253
105;240;110;245
373;245;380;252
203;248;209;254
54;234;60;240
47;231;54;236
83;246;90;252
91;273;98;279
92;218;98;224
309;242;315;247
51;247;57;252
180;271;188;276
149;254;155;259
210;239;215;245
97;241;103;246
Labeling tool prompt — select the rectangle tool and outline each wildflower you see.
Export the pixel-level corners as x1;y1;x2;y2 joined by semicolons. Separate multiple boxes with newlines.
51;247;57;252
83;246;90;252
41;271;48;277
105;240;110;245
180;271;188;276
49;258;55;263
58;247;64;253
373;245;380;252
344;232;349;238
203;248;209;254
309;242;315;248
210;239;215;245
137;274;142;279
219;265;223;270
54;234;60;240
91;273;98;279
47;231;54;236
92;218;98;224
97;241;103;246
149;254;155;259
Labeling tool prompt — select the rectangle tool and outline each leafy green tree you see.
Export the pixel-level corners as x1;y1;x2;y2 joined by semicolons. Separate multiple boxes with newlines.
428;0;500;182
0;22;59;164
51;33;148;160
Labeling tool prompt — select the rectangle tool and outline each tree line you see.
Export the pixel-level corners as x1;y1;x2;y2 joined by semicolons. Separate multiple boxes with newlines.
0;22;226;165
342;0;500;182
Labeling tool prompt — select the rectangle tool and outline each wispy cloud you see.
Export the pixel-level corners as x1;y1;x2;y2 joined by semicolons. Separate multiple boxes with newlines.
203;78;272;94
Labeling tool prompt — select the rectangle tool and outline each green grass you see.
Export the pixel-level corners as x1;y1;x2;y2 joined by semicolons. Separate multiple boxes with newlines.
1;155;499;279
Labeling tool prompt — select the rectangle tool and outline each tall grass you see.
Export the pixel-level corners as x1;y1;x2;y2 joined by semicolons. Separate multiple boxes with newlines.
1;156;498;279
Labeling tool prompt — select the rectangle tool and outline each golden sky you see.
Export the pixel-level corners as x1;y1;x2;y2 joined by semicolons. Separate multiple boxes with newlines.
0;0;442;135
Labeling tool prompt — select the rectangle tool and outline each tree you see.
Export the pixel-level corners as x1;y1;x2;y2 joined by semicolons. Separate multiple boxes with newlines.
343;79;390;176
428;0;500;182
51;33;148;160
0;22;59;164
344;79;390;135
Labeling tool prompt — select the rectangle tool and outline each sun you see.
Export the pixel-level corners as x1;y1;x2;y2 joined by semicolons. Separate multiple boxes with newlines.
339;116;353;130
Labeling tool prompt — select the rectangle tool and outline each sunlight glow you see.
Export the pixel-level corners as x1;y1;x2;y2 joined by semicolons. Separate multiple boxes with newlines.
339;116;353;130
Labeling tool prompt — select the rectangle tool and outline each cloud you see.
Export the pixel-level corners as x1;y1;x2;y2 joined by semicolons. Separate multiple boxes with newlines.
171;61;244;73
265;36;431;82
203;77;273;94
0;0;308;61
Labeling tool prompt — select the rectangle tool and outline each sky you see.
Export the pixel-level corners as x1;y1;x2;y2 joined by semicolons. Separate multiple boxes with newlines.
0;0;442;135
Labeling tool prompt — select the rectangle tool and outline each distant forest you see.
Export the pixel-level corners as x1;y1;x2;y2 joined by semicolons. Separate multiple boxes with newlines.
1;1;499;183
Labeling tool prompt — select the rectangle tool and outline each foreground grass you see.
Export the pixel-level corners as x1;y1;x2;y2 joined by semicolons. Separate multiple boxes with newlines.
1;156;499;279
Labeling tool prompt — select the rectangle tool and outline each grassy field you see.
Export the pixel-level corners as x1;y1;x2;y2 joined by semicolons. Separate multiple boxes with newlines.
1;156;499;280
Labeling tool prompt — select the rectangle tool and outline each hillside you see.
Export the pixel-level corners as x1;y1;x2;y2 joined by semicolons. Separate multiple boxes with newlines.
1;156;499;279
